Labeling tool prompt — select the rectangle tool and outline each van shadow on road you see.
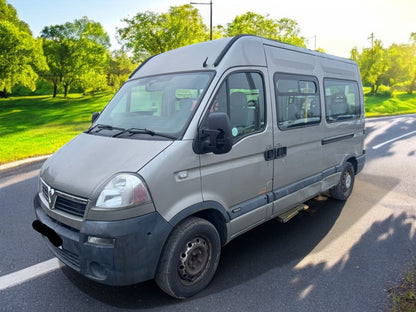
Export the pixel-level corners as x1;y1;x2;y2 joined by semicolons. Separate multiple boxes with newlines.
365;115;416;160
60;172;415;311
62;198;346;308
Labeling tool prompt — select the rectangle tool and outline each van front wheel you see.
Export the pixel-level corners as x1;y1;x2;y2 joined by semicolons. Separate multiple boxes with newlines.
155;217;221;299
330;162;355;201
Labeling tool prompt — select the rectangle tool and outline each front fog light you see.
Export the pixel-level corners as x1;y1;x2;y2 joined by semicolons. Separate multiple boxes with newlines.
87;236;115;246
95;174;151;209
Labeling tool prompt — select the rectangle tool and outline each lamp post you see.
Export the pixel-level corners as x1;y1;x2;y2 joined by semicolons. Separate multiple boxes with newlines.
190;0;212;40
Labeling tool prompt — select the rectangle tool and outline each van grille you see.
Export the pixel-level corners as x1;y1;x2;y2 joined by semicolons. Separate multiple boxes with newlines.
55;196;87;218
41;180;88;218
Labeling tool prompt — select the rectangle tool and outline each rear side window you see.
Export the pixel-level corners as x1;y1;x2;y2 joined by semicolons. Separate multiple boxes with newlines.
209;72;266;142
324;79;361;122
275;74;321;130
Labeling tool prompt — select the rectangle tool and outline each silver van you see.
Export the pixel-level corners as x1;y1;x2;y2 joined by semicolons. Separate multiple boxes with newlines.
32;35;365;299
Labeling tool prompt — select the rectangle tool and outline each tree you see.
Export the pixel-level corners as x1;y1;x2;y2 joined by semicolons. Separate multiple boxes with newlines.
108;50;137;91
351;33;416;95
355;38;387;94
0;0;47;97
384;44;416;90
226;12;306;47
41;17;110;97
407;33;416;94
117;5;208;61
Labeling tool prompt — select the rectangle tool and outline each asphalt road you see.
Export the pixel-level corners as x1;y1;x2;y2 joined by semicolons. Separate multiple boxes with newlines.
1;114;416;311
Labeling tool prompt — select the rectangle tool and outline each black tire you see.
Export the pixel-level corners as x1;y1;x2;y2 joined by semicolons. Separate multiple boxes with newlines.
330;162;355;201
155;217;221;299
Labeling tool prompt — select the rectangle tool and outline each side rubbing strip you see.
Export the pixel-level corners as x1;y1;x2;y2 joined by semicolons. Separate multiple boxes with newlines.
229;194;268;219
322;133;354;145
226;164;344;221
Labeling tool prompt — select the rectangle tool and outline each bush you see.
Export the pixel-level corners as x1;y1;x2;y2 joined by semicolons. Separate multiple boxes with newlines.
11;79;54;96
377;85;393;97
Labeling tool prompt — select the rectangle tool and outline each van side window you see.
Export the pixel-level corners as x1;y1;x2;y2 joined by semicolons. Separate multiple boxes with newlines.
274;74;321;130
210;72;266;142
324;79;361;122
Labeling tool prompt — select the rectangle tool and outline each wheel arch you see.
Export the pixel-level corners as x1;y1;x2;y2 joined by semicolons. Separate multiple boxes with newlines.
167;201;230;246
345;155;358;174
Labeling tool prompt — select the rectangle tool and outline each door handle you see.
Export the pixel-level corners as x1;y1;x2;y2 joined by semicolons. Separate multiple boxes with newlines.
264;147;287;161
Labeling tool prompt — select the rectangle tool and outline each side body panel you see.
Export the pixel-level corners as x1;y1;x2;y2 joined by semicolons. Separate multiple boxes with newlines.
264;43;365;216
139;140;203;223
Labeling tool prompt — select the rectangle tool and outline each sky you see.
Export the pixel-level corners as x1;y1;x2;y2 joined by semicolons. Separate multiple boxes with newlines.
5;0;416;58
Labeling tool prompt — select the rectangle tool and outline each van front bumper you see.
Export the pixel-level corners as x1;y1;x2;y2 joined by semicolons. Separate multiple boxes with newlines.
33;194;172;286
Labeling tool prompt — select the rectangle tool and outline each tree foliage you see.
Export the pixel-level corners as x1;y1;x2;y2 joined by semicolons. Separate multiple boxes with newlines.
118;5;207;62
0;0;47;97
2;1;415;98
226;12;306;47
41;17;110;97
108;50;137;91
118;7;307;62
352;34;416;94
356;39;387;94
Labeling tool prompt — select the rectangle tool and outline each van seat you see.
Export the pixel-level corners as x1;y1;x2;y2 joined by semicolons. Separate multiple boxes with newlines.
330;93;348;115
230;92;249;132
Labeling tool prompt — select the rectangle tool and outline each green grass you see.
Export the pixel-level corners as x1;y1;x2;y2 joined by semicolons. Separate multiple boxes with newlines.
365;91;416;117
0;92;113;164
389;257;416;312
1;90;416;165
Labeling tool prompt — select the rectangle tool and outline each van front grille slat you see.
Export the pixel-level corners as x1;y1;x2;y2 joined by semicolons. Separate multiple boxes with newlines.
41;180;88;218
55;196;87;217
50;244;80;270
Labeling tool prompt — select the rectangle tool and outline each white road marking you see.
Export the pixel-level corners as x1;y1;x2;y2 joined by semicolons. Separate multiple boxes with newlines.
372;130;416;150
0;169;39;189
0;258;64;291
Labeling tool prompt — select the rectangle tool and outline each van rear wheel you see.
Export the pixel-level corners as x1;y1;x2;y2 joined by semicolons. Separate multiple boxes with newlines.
155;217;221;299
330;162;355;201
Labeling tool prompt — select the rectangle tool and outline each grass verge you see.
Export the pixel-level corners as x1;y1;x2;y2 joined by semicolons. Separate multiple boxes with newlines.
1;91;416;164
365;92;416;117
0;92;113;164
389;257;416;312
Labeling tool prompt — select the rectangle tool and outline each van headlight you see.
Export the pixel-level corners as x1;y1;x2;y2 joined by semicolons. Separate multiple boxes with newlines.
95;173;151;209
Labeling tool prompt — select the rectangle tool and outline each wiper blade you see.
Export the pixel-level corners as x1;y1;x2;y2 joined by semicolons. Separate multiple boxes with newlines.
113;128;177;140
86;124;125;133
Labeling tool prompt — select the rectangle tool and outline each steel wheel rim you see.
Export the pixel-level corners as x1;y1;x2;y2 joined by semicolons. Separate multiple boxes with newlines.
178;236;211;284
343;170;353;194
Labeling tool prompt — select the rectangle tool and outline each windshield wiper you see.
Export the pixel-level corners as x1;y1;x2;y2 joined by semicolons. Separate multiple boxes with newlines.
86;124;125;134
112;128;177;140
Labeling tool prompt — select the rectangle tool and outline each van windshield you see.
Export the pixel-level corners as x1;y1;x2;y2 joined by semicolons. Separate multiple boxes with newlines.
90;71;214;139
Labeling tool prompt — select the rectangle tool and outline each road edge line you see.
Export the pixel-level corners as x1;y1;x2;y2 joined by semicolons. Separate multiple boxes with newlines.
0;258;64;291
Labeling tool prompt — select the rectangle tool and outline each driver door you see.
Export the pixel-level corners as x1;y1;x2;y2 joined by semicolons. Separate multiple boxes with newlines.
199;70;274;237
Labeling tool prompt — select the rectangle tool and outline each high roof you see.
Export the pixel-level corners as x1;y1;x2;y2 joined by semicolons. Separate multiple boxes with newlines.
130;35;355;79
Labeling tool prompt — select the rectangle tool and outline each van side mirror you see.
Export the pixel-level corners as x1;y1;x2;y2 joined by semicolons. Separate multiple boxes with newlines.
91;112;100;124
194;112;233;155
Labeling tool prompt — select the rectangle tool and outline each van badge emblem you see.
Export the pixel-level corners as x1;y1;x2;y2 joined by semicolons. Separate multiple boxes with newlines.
48;187;55;206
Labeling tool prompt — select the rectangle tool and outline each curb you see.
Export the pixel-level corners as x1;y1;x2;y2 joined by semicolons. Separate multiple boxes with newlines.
0;155;50;175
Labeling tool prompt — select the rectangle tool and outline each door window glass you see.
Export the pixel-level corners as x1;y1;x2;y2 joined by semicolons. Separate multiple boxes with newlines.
275;74;321;130
209;72;266;142
324;79;361;122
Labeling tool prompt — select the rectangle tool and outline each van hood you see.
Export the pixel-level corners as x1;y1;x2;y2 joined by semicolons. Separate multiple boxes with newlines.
40;133;172;199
